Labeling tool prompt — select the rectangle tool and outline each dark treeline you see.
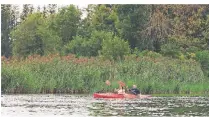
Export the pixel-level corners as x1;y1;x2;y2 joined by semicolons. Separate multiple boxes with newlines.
1;4;209;94
1;4;209;58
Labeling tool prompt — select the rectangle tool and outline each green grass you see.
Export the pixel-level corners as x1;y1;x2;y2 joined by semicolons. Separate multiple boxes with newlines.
1;54;208;95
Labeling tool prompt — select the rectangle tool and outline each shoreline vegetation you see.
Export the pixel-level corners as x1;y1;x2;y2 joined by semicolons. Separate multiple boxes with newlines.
2;53;209;95
2;93;208;97
1;5;209;96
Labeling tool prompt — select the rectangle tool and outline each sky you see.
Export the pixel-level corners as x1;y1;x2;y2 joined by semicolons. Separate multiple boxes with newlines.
1;0;209;4
17;4;88;18
18;4;88;12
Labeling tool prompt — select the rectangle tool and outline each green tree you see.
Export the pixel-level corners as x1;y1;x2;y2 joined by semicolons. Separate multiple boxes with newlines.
47;4;57;14
144;5;171;52
65;31;113;56
91;5;119;35
51;5;81;46
144;5;208;52
1;5;19;57
170;5;207;38
158;5;209;54
29;4;34;14
195;50;209;77
100;36;130;61
11;13;61;57
42;5;47;18
20;4;31;21
77;5;96;38
116;5;151;50
203;15;209;50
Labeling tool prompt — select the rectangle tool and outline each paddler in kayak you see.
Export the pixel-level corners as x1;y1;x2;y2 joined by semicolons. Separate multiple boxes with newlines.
128;85;141;97
115;85;126;94
114;81;126;94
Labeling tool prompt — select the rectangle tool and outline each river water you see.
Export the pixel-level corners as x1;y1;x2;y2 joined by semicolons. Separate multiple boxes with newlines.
1;94;209;117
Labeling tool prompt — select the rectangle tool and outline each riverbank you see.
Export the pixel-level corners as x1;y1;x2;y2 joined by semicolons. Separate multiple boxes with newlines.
2;93;209;97
1;54;209;95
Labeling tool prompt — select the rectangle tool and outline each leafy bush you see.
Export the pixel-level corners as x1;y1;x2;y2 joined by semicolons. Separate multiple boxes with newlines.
161;42;181;58
161;36;203;59
145;51;162;58
178;53;185;60
133;49;162;59
195;50;209;77
65;31;113;57
64;36;87;56
100;36;131;61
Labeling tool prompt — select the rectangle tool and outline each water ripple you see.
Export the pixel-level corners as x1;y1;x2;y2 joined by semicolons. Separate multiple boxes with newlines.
1;94;209;116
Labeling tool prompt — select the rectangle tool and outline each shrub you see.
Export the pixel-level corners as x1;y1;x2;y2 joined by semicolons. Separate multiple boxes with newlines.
145;51;162;58
65;31;113;57
161;42;181;58
100;36;131;61
64;36;87;56
195;50;209;77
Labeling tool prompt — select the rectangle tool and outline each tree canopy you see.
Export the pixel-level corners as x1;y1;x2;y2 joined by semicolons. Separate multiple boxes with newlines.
1;4;209;60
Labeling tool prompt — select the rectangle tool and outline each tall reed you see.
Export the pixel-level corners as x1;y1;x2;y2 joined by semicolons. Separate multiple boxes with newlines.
1;54;208;94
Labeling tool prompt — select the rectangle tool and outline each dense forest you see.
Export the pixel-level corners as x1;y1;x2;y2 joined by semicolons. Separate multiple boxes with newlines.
1;4;209;95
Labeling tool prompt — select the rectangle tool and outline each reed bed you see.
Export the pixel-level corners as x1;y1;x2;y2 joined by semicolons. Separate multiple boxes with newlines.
1;54;208;94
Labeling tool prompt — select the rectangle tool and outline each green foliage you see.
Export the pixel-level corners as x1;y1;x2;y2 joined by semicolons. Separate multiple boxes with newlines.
160;36;202;58
20;4;31;21
2;54;206;94
161;43;181;58
145;51;162;58
11;13;61;57
134;49;149;57
47;4;57;14
134;49;162;59
161;36;183;58
91;5;119;34
51;5;81;45
178;53;186;60
116;5;150;49
1;5;18;57
65;31;113;56
203;15;209;50
64;36;86;56
170;5;208;39
86;31;113;56
186;46;201;53
195;50;209;77
2;5;209;95
77;18;94;38
100;36;131;61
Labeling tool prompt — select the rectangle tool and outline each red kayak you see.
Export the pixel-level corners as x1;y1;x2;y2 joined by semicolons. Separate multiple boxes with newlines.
93;93;151;99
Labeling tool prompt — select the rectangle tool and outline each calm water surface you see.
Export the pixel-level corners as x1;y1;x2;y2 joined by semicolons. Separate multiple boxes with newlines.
1;94;209;117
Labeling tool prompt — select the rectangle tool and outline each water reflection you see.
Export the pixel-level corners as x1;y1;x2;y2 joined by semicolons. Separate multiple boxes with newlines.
1;94;209;116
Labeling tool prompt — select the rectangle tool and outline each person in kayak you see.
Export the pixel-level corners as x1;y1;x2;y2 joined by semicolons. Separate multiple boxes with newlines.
115;85;126;94
114;81;126;94
128;85;140;96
